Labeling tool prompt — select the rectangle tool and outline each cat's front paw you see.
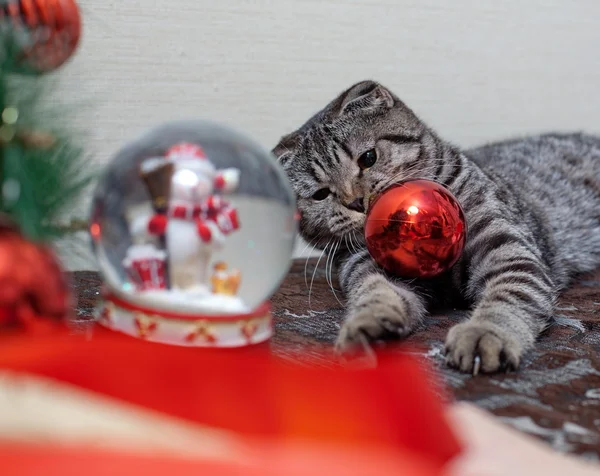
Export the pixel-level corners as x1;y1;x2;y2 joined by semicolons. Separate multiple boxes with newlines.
444;321;522;375
335;293;414;355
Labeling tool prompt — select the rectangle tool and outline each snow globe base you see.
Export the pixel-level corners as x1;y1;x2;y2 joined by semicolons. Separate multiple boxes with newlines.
95;292;273;348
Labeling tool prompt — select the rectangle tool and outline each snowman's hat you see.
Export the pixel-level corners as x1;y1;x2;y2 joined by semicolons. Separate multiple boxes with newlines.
165;142;216;176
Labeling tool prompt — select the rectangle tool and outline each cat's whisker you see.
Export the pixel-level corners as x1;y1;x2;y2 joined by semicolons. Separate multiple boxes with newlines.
303;236;322;289
345;230;358;254
381;160;461;188
349;231;360;254
377;172;430;193
352;230;365;252
324;239;335;290
343;233;350;253
326;239;345;307
308;239;331;310
373;179;411;198
345;233;354;254
299;235;317;256
382;168;430;186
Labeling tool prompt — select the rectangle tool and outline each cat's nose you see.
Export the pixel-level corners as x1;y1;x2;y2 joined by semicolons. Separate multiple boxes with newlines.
346;197;366;213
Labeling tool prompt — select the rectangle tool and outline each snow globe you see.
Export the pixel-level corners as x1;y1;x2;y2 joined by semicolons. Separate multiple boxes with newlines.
89;120;297;347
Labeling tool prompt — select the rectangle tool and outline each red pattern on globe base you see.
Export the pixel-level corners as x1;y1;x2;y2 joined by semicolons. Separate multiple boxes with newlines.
365;179;466;279
1;0;82;73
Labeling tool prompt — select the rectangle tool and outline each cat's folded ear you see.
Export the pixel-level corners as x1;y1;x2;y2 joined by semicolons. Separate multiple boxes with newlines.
272;133;298;164
336;80;395;116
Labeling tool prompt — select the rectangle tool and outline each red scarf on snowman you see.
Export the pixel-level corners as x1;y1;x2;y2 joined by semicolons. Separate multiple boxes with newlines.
147;193;239;243
145;143;240;243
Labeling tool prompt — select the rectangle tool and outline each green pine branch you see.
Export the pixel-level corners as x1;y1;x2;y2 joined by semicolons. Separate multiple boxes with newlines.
0;25;96;242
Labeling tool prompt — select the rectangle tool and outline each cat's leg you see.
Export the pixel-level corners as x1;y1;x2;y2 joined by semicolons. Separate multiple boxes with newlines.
335;249;428;353
444;229;555;374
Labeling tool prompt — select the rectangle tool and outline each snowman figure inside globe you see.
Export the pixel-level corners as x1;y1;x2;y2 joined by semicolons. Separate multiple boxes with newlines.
127;143;242;308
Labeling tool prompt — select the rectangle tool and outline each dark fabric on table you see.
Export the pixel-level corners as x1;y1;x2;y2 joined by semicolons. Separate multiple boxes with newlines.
72;259;600;460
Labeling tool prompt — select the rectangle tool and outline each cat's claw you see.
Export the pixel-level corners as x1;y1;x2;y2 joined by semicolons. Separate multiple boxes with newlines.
380;318;406;336
472;355;481;376
336;331;378;369
444;321;522;374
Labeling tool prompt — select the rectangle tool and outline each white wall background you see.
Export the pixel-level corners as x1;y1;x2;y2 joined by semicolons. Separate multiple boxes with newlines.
57;0;600;269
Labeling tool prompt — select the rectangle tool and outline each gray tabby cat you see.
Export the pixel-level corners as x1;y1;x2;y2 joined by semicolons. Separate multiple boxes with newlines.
273;80;600;374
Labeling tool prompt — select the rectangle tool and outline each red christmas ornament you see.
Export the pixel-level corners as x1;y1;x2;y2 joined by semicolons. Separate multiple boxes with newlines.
365;179;466;279
3;0;82;73
0;224;71;333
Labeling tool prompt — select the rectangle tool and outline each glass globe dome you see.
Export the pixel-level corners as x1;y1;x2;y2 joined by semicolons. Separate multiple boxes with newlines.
89;120;296;347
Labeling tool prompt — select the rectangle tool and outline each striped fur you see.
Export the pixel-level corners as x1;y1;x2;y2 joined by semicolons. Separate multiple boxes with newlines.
273;80;600;374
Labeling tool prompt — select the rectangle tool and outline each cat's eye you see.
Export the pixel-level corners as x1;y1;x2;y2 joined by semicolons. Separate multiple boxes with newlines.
312;188;331;201
357;149;377;169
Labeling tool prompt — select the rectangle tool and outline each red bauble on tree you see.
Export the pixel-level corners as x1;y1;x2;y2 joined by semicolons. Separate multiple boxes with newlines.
4;0;82;73
0;220;71;333
364;179;467;279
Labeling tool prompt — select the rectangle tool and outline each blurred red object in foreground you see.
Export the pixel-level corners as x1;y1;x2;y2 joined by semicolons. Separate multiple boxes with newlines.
0;441;442;476
0;227;70;333
0;328;461;475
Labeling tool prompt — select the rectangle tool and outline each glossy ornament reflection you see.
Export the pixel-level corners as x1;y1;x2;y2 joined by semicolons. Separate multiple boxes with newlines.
89;120;297;347
364;179;466;279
